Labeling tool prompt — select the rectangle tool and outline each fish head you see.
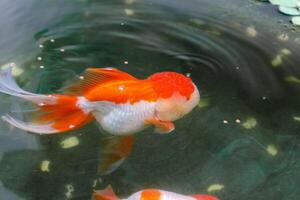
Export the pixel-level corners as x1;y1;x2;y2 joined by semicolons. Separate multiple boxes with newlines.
148;72;200;121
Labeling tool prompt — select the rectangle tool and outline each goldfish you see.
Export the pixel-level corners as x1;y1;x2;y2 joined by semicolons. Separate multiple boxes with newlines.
0;67;200;135
93;185;219;200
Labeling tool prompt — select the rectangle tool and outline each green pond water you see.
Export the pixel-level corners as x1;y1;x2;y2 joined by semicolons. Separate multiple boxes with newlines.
0;0;300;199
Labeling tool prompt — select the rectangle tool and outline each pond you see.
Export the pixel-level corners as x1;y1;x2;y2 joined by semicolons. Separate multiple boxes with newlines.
0;0;300;199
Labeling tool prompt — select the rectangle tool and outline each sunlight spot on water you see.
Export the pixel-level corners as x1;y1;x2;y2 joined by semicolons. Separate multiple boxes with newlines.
65;184;74;199
271;48;291;67
60;136;79;149
186;72;191;77
79;76;84;80
38;102;45;106
40;160;50;172
1;63;24;77
50;39;55;43
189;18;205;26
124;8;135;16
39;44;44;48
121;22;125;26
39;65;44;69
208;28;221;36
262;96;267;100
294;37;300;44
246;26;257;37
207;184;224;193
235;119;241;123
284;76;300;84
271;55;282;67
280;48;291;55
125;0;135;4
60;48;65;52
37;57;42;61
267;144;278;156
223;120;228;124
198;98;209;108
242;117;257;129
293;116;300;122
124;60;128;64
277;33;289;42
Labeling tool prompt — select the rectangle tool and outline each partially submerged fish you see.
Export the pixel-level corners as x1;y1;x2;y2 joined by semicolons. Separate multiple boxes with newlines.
0;67;200;135
93;185;219;200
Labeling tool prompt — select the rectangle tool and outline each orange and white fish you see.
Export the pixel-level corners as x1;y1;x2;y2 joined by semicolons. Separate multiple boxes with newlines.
0;67;200;135
93;185;219;200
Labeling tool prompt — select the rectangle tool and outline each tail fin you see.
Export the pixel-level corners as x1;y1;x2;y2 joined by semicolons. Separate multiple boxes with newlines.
93;185;120;200
192;194;220;200
0;67;93;134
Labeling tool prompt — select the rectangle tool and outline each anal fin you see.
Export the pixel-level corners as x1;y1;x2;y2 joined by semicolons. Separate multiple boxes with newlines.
98;135;135;175
93;185;120;200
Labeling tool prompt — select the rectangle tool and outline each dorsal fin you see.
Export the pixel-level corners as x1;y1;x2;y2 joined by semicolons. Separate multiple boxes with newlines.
63;68;137;95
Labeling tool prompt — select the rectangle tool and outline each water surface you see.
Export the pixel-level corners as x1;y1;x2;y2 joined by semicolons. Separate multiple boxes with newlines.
0;0;300;200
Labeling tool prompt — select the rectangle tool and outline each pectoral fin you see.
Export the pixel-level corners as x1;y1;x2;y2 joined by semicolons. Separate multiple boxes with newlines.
145;118;175;134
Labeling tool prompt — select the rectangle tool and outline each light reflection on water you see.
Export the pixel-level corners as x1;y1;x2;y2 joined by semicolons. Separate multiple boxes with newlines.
0;0;300;200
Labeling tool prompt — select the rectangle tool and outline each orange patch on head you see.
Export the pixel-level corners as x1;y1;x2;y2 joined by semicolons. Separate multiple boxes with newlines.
148;72;194;99
141;189;161;200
